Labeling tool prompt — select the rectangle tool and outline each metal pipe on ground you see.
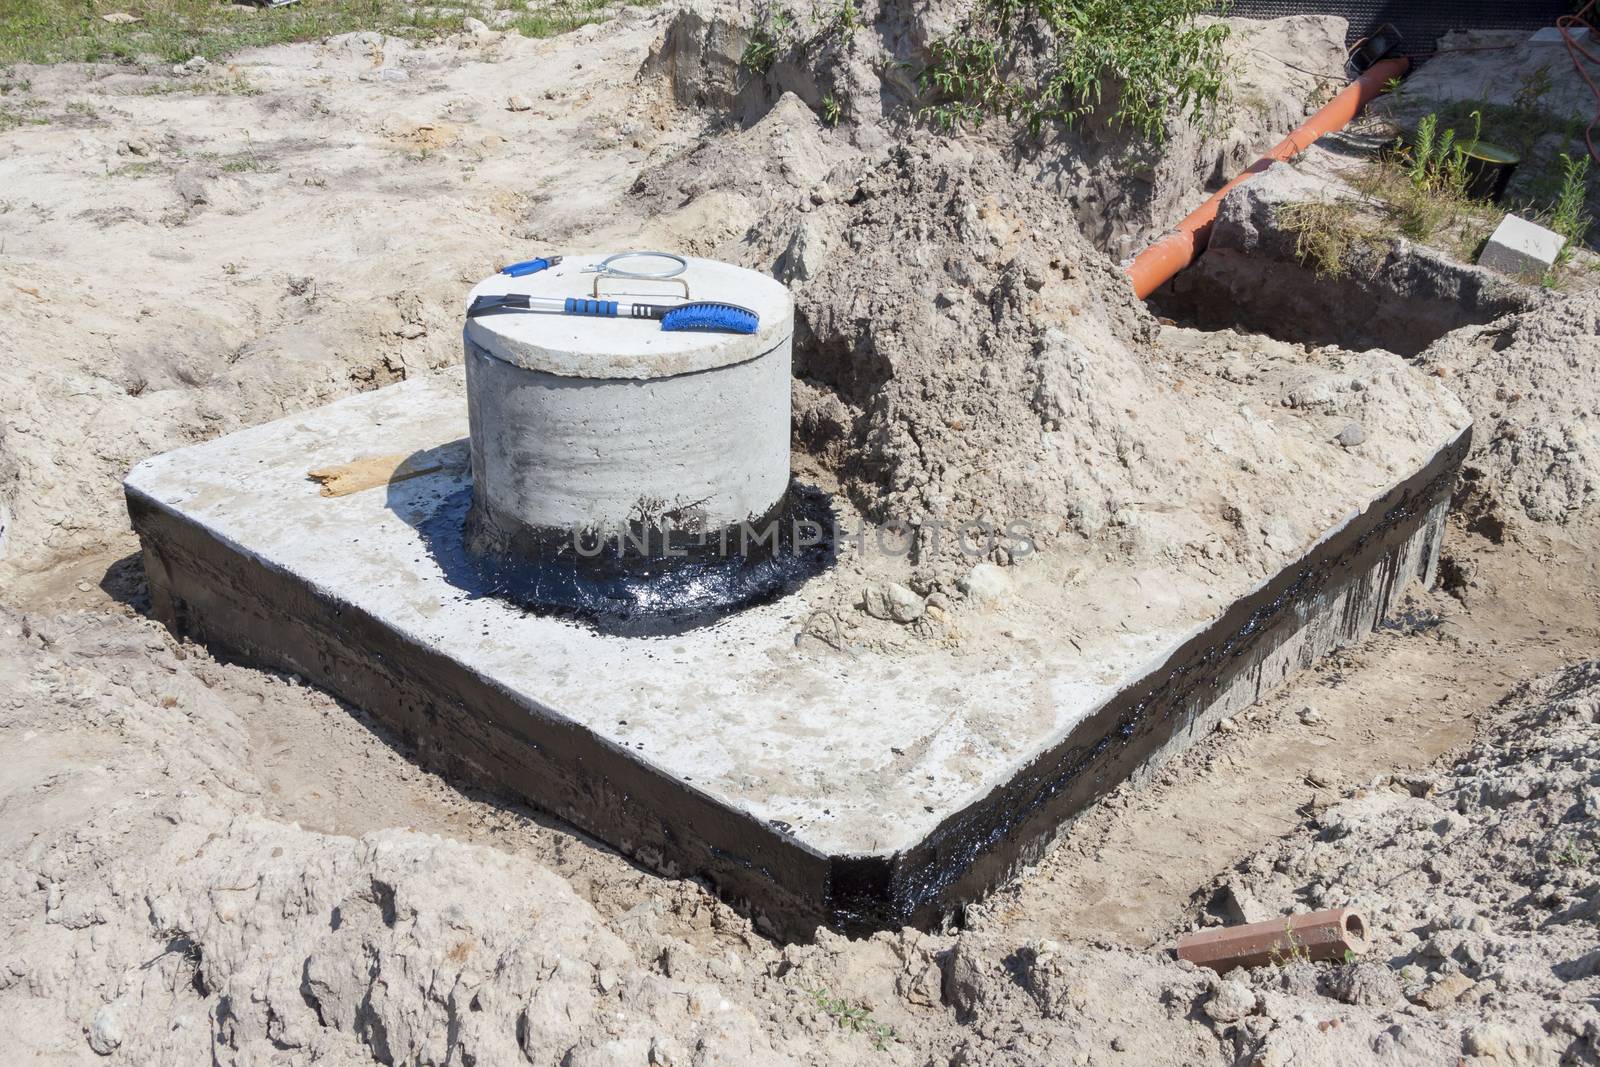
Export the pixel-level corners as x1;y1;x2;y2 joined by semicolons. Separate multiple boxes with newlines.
1125;56;1411;300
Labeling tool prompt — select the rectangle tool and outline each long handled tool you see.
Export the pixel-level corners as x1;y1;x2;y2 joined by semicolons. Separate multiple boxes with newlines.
467;291;759;334
475;250;760;334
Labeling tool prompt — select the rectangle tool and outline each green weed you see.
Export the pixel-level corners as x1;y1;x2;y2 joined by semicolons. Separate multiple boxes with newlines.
805;987;897;1051
740;6;793;75
1267;920;1311;967
831;0;857;34
1549;152;1593;263
1404;110;1478;200
1346;110;1499;249
1557;836;1592;869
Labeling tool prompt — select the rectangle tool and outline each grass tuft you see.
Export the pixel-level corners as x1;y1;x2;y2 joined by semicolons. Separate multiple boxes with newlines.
739;4;792;75
0;95;49;130
1277;200;1376;280
0;0;646;67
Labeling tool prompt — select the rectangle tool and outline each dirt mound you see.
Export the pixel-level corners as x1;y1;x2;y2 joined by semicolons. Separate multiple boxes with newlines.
7;591;1600;1064
0;605;779;1063
732;138;1466;592
1189;658;1600;1063
645;0;1350;256
0;22;671;591
1418;289;1600;532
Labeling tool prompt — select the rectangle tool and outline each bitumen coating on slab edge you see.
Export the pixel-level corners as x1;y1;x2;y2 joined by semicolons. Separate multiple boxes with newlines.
124;370;1468;938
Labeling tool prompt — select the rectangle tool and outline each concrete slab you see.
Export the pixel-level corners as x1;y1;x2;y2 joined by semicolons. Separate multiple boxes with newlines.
125;370;1469;937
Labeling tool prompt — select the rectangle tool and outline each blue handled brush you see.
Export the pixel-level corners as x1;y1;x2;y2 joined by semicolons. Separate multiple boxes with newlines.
467;293;760;335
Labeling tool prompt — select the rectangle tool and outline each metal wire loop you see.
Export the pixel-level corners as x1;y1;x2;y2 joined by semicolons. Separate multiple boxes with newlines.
581;251;687;280
584;251;690;299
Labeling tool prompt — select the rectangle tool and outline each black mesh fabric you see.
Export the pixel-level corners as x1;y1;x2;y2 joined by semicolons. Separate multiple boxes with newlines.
1225;0;1574;54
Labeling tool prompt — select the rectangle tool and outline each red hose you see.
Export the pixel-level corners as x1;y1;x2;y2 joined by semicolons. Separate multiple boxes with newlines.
1559;0;1600;164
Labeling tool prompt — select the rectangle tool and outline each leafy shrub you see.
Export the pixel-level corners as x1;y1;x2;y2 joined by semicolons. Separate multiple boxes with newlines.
740;7;794;74
920;0;1230;142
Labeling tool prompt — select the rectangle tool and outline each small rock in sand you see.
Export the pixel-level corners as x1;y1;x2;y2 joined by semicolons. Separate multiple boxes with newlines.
87;1004;123;1055
1221;356;1254;383
1213;879;1269;925
957;562;1011;607
862;582;924;623
506;94;532;112
1204;978;1258;1025
1335;422;1368;448
1416;971;1475;1010
1324;961;1402;1007
463;16;498;44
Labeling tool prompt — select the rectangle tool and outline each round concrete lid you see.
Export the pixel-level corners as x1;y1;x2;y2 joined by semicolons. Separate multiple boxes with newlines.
464;254;795;379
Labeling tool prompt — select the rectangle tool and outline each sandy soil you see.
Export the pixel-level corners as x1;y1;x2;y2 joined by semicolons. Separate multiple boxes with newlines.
4;4;1600;1065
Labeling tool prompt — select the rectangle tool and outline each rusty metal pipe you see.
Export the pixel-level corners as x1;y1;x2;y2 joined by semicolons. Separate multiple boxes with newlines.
1125;56;1411;300
1176;908;1369;972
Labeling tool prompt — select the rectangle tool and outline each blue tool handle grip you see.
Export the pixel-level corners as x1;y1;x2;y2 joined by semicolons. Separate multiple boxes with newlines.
500;256;558;277
564;297;618;317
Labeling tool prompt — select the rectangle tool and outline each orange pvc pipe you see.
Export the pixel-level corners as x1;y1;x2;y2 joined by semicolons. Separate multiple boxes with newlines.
1125;56;1411;300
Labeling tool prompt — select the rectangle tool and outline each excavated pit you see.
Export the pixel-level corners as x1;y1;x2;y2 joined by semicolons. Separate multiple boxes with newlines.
1148;155;1533;357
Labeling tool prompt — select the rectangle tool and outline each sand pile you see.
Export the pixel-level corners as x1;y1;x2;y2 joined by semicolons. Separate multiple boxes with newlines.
8;594;1598;1064
727;137;1468;597
1418;290;1600;533
1186;658;1600;1064
647;0;1349;257
0;18;693;591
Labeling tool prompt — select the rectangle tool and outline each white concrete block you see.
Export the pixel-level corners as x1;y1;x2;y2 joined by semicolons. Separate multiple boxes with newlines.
1478;213;1566;282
